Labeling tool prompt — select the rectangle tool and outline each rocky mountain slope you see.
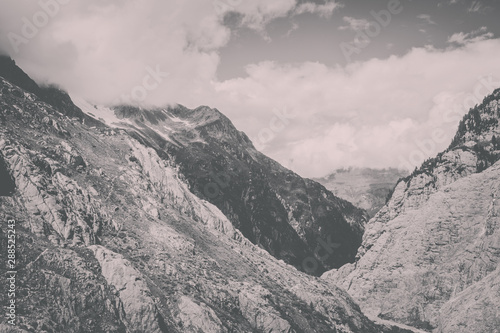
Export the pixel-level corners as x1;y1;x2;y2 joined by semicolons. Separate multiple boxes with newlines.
0;58;414;332
324;88;500;332
70;95;368;275
314;168;408;218
0;55;369;276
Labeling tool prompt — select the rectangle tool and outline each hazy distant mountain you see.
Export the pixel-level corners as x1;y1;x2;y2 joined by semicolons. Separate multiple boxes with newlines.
314;168;408;217
0;57;415;332
324;88;500;332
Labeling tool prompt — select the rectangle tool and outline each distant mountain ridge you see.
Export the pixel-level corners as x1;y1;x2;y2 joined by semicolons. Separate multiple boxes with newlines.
314;167;408;217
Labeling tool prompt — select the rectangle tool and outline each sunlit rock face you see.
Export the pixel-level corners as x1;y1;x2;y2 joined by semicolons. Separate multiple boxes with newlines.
324;88;500;332
0;58;414;333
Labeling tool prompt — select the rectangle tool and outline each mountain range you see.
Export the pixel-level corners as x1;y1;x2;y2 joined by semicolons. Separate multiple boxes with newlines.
1;54;499;332
314;168;408;218
0;56;414;332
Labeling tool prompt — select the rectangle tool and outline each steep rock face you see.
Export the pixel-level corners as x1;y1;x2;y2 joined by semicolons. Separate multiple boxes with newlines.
236;283;294;333
89;245;164;333
0;152;15;196
0;199;126;332
375;89;500;225
437;266;500;333
0;67;413;332
174;296;226;333
0;138;105;246
324;89;500;332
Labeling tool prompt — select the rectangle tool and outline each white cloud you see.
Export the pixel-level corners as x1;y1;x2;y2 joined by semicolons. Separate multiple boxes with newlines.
0;0;234;106
338;16;371;31
211;39;500;177
440;0;488;12
468;1;486;13
447;26;494;45
284;22;299;37
236;1;340;40
234;0;297;32
417;14;436;25
294;1;341;18
0;0;342;99
1;1;500;178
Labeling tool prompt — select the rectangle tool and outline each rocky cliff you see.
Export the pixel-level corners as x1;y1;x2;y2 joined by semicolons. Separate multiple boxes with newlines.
324;88;500;332
0;59;413;332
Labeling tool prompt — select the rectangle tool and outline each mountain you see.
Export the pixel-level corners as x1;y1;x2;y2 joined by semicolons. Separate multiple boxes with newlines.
0;58;415;332
0;56;101;124
0;55;368;275
314;168;408;217
323;88;500;332
72;100;369;275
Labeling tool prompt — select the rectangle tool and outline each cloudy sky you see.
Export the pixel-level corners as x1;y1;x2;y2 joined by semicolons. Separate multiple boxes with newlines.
1;0;500;177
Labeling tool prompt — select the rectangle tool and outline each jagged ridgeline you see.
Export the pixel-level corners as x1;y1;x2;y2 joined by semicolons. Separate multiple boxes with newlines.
401;87;500;184
118;103;369;274
1;57;415;332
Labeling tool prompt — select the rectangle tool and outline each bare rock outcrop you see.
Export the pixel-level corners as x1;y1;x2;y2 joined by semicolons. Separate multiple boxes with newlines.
237;283;294;333
89;245;164;333
437;266;500;333
175;296;226;333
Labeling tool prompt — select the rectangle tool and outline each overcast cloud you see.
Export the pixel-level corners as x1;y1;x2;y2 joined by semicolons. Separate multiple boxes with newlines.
1;0;500;177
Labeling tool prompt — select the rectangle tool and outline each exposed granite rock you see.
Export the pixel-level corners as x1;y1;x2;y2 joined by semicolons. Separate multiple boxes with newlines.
325;162;500;330
175;296;225;333
437;266;500;333
0;203;125;332
237;283;294;333
89;245;164;333
0;138;105;246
